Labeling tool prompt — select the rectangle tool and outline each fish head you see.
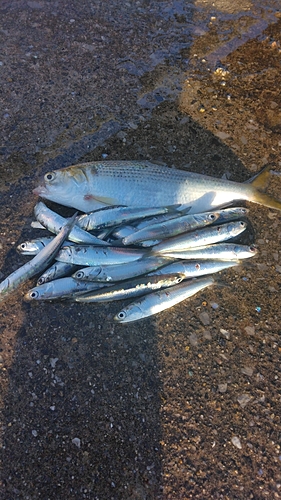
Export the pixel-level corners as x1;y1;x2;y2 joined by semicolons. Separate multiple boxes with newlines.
33;166;89;210
114;304;144;323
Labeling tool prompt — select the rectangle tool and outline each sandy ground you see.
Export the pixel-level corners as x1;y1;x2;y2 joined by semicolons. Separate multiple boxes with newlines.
0;1;281;499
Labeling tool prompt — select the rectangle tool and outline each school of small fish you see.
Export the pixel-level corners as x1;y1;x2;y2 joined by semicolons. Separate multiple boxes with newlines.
1;160;280;323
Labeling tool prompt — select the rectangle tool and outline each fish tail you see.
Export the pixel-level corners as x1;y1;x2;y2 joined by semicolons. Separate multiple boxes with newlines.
248;164;281;210
247;163;272;190
252;190;281;211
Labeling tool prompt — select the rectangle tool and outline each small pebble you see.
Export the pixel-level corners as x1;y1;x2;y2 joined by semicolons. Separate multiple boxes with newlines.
218;383;227;393
241;366;254;377
203;330;212;340
199;311;210;325
32;430;38;437
220;328;231;340
245;325;255;336
237;394;252;408
189;332;198;346
72;437;81;448
231;436;242;449
50;357;59;368
210;302;219;310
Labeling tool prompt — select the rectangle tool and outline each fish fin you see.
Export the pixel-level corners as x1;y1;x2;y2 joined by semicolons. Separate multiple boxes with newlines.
83;193;117;205
252;191;281;211
247;164;272;190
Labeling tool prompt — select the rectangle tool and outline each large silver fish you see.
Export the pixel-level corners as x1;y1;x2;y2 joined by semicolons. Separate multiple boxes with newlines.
33;161;281;214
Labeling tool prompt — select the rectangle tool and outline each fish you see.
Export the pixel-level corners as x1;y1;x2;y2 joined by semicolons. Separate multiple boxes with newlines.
34;201;109;246
150;220;247;254
76;205;175;231
75;274;184;303
17;237;55;255
114;275;215;323
148;259;239;278
122;210;221;245
161;243;258;260
24;277;107;301
37;261;80;285
0;212;77;302
72;255;173;282
56;245;147;266
33;161;281;214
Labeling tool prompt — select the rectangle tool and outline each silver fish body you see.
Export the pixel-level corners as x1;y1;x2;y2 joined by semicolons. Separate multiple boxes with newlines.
114;276;215;323
33;161;281;213
34;201;109;246
25;277;106;301
75;274;184;303
151;220;247;254
122;211;220;246
149;259;239;278
56;245;147;266
0;213;77;302
162;243;258;260
76;205;173;230
72;256;173;282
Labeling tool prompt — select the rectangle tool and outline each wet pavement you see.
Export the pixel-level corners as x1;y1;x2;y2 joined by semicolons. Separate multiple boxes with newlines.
1;0;281;498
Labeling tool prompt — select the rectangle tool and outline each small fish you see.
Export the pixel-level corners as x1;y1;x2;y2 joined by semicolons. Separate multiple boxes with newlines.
17;237;55;255
162;243;258;260
33;161;281;213
114;275;215;323
214;207;248;222
75;274;184;303
76;205;174;230
122;211;220;246
149;259;239;278
56;245;147;266
37;262;80;285
72;255;172;282
34;201;109;246
0;213;77;302
150;220;247;254
24;277;107;301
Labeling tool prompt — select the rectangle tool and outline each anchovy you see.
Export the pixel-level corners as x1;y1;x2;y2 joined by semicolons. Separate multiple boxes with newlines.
72;255;173;282
149;259;239;278
76;205;175;230
0;213;77;302
37;262;80;285
162;243;258;260
34;201;109;246
215;206;248;222
56;245;147;266
33;161;281;213
17;237;55;255
150;220;247;254
75;274;184;303
122;211;221;246
114;276;215;323
24;277;107;301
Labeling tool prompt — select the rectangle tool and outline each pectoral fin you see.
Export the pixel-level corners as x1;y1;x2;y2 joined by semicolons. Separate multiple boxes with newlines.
83;193;117;205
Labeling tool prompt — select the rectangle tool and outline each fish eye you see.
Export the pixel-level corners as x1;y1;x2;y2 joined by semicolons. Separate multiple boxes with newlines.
75;271;84;279
37;277;45;285
249;245;257;252
29;290;39;299
240;221;246;227
21;243;27;249
209;213;216;220
117;310;127;320
44;172;56;183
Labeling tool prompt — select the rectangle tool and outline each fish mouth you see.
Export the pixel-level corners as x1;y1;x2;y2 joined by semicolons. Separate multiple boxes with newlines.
33;185;49;196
